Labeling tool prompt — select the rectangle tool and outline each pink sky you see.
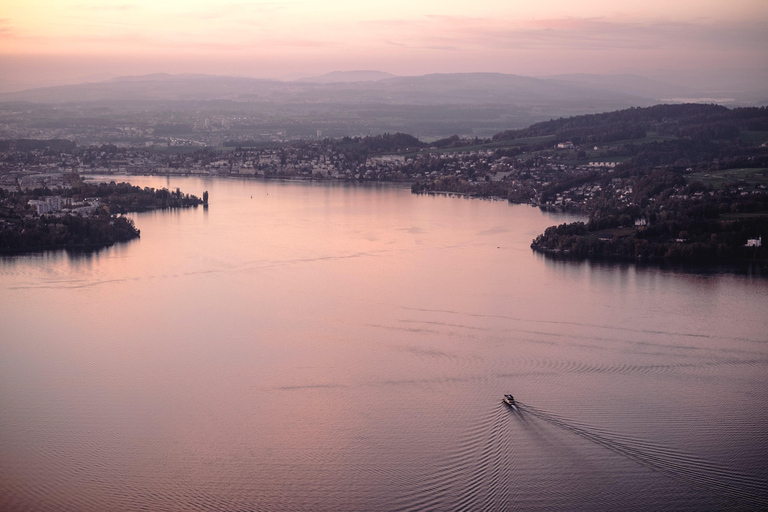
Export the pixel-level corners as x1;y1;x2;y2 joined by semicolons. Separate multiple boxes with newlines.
0;0;766;90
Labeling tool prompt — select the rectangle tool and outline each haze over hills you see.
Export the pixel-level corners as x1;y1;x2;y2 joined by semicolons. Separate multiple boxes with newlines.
2;71;761;106
545;73;768;106
0;72;654;105
543;74;694;102
1;71;765;141
0;72;654;139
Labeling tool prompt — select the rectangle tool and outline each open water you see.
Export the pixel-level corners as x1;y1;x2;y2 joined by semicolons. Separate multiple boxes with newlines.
1;177;767;511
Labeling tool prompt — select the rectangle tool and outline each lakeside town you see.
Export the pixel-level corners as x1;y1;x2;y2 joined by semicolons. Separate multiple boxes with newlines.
2;104;767;261
0;134;635;209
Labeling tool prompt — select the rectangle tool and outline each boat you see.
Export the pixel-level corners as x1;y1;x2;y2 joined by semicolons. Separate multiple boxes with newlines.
503;394;518;410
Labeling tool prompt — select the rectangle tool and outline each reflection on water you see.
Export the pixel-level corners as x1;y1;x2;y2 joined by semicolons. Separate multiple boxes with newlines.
1;177;767;511
1;239;137;267
536;251;768;279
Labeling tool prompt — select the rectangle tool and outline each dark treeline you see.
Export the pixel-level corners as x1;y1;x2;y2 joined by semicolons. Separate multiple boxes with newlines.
493;104;768;145
0;214;139;252
359;132;425;152
24;179;205;212
331;132;427;156
532;217;767;262
226;132;427;154
66;180;204;213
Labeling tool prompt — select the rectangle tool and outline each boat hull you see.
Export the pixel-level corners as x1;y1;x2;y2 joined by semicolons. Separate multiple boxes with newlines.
503;398;518;410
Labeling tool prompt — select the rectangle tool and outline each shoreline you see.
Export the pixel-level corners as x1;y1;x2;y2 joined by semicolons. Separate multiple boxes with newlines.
75;174;768;270
0;240;126;255
0;179;203;256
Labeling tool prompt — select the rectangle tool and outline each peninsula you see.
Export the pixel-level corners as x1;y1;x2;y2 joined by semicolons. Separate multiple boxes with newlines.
0;175;205;253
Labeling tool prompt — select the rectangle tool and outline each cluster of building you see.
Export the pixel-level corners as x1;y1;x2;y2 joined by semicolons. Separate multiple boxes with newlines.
547;184;606;207
0;105;334;148
12;137;762;221
0;172;72;193
26;196;100;216
0;141;632;212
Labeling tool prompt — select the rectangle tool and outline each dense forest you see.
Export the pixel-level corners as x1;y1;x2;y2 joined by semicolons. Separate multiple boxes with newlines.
0;213;139;253
490;104;768;168
493;104;768;144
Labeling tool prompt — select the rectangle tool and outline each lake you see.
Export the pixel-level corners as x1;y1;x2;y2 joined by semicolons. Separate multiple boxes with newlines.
1;176;767;511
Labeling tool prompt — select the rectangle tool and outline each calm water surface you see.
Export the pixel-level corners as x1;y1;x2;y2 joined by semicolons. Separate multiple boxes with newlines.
1;177;767;511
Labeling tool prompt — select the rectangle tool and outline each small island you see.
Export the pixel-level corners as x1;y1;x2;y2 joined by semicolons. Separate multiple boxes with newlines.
0;175;205;253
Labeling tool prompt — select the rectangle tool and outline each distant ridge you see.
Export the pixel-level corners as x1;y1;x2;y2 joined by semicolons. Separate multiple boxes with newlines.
2;71;762;139
109;73;271;83
111;73;178;82
295;70;395;83
544;73;692;101
1;71;762;108
0;71;652;105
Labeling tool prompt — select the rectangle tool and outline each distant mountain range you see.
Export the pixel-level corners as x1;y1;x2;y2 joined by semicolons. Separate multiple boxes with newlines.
1;72;764;139
542;74;694;101
0;71;745;106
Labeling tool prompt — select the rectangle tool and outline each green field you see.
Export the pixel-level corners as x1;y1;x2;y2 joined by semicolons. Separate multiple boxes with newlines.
589;132;678;148
417;135;556;155
486;135;557;147
689;168;768;188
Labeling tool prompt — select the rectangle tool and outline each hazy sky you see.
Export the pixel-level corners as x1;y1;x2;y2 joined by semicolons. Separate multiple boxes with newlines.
1;0;766;89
